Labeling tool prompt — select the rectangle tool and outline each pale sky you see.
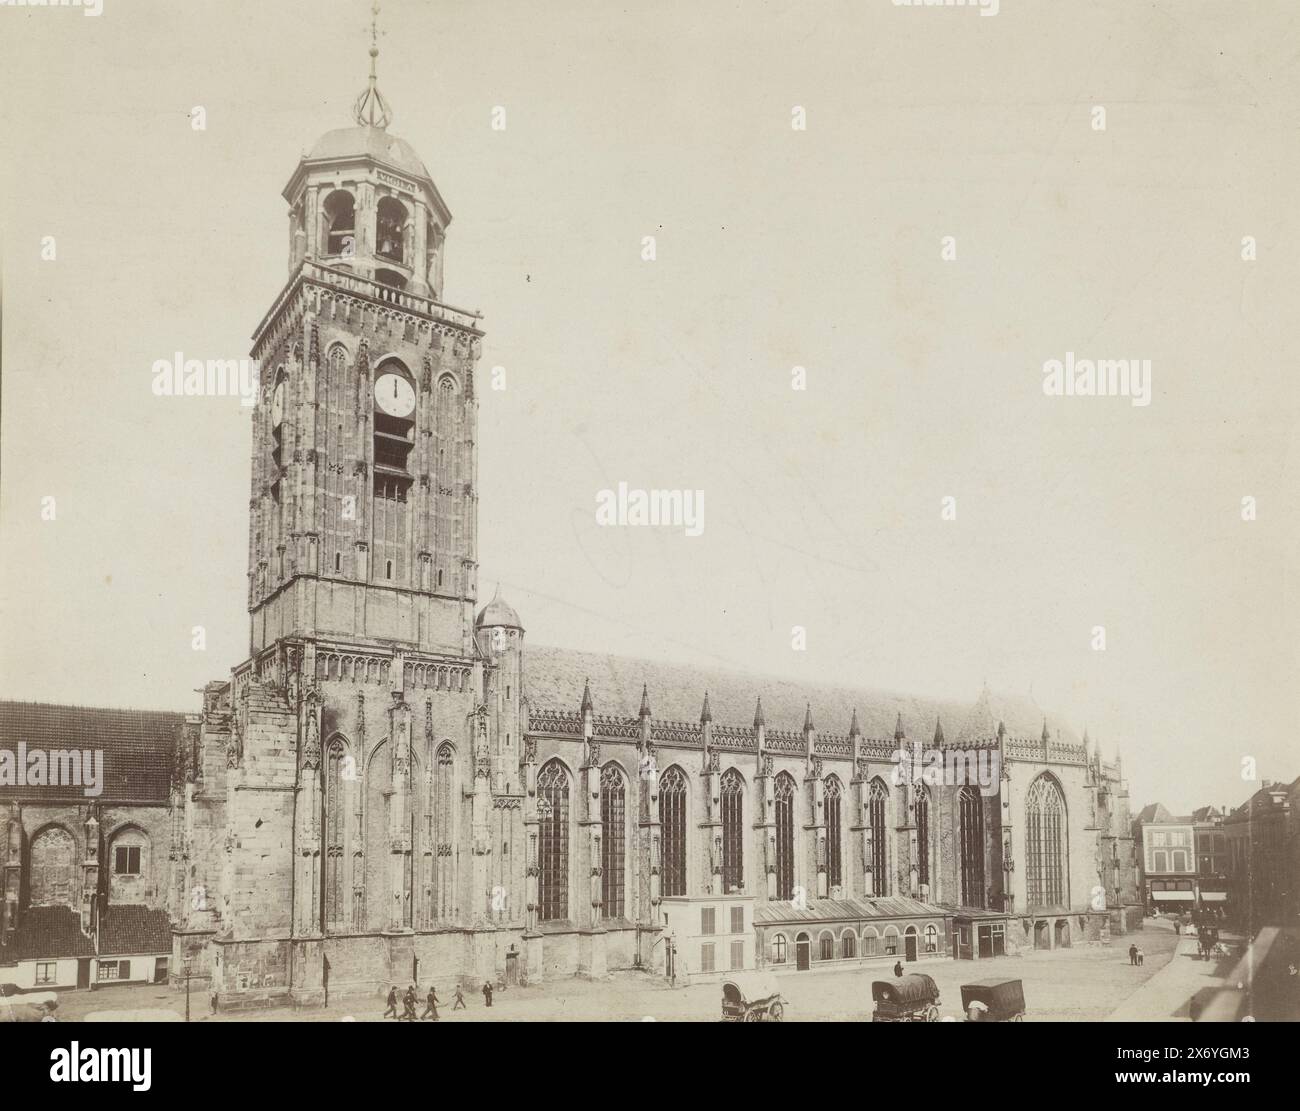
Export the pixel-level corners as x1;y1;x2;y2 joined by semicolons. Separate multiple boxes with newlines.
1;0;1297;815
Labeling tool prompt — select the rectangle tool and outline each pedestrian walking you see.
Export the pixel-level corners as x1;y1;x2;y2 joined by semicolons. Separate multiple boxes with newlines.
453;987;467;1010
482;981;494;1008
421;985;441;1021
383;986;399;1019
402;984;418;1021
1136;947;1145;966
1128;944;1137;966
892;961;904;978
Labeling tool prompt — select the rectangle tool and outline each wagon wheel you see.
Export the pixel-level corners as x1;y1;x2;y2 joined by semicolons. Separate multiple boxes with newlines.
743;1008;761;1022
767;1001;785;1022
1013;1012;1024;1022
923;1004;940;1022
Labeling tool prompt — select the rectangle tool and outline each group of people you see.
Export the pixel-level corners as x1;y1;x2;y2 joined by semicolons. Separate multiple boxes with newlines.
1127;943;1146;966
383;981;497;1021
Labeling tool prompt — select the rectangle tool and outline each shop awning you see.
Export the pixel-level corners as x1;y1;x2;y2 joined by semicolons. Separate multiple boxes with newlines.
1153;891;1194;901
1201;892;1227;902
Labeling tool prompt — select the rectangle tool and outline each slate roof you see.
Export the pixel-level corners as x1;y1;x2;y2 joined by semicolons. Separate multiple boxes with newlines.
524;644;1075;744
754;897;948;926
98;905;172;957
0;905;94;962
0;701;183;803
1135;804;1180;825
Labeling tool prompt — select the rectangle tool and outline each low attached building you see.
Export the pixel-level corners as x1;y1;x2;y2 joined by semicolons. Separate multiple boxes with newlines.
754;896;950;972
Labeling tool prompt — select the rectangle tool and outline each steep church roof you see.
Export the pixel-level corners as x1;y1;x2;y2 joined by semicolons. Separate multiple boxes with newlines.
523;645;1071;743
0;701;182;803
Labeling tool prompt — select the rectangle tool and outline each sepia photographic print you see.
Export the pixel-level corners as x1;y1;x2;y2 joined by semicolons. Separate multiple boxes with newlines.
0;0;1297;1080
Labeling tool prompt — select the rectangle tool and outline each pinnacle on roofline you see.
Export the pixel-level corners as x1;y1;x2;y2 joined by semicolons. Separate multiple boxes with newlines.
894;712;905;742
700;692;712;724
580;678;593;714
753;697;765;728
848;708;861;738
803;703;815;732
933;716;945;745
638;683;651;718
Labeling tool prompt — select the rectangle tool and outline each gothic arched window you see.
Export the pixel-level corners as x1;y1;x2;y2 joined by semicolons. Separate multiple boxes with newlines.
537;761;570;922
774;771;796;900
600;764;626;919
433;743;456;920
720;769;745;894
1026;774;1068;909
323;738;347;926
958;785;985;908
913;784;931;890
868;778;889;897
29;826;75;907
659;766;688;897
434;376;459;594
824;774;844;891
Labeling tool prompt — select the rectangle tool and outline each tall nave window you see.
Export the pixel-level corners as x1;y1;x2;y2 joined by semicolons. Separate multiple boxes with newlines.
659;766;688;897
1025;774;1068;908
537;761;570;922
913;784;931;890
824;774;843;891
774;772;796;901
867;778;889;897
720;769;745;894
600;764;626;919
958;785;986;907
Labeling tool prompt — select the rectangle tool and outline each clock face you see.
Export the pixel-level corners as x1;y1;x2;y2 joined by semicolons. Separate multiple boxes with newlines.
375;372;416;418
271;381;285;427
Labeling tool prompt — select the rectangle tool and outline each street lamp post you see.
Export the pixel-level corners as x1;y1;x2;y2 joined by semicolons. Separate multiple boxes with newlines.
179;957;196;1022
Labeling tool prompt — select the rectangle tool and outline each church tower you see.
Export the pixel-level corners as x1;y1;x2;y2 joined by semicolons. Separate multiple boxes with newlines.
176;8;514;1009
247;23;482;657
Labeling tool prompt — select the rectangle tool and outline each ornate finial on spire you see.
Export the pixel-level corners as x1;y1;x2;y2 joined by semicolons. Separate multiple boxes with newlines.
894;712;905;742
1041;717;1050;744
700;692;712;724
996;719;1006;740
638;683;651;718
803;702;815;733
753;697;765;728
848;708;861;738
580;677;593;714
353;0;393;129
933;716;945;745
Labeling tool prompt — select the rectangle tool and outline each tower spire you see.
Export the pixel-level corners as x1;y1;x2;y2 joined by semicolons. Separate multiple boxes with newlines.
353;0;393;129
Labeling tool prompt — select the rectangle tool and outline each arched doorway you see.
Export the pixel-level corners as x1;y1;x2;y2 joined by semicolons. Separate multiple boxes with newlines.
904;925;919;962
795;932;811;971
1054;918;1071;948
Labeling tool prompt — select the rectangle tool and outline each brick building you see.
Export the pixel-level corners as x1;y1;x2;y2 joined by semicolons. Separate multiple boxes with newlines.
0;703;177;990
1224;779;1299;932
